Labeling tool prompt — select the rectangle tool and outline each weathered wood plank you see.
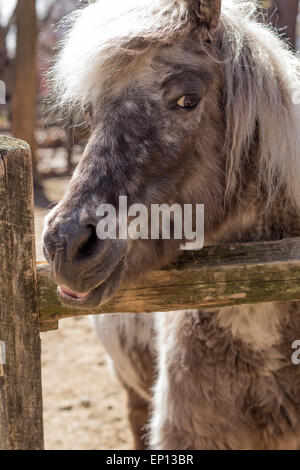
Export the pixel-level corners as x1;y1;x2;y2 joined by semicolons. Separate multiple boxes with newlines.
38;237;300;331
0;136;44;450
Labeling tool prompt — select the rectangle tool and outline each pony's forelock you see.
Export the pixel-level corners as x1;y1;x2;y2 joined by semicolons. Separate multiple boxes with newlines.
50;0;191;112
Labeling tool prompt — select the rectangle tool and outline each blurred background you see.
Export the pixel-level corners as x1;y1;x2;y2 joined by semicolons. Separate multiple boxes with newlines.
0;0;299;450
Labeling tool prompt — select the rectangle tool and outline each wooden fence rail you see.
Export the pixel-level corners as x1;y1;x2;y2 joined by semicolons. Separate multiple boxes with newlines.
38;237;300;331
1;136;300;449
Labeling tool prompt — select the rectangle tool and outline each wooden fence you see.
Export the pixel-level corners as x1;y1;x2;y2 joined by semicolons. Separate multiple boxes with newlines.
1;136;300;449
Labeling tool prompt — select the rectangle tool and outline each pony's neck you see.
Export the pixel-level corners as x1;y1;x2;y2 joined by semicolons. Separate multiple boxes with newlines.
206;189;300;246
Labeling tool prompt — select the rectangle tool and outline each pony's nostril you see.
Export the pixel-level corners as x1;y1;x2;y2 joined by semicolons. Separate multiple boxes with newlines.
77;224;99;259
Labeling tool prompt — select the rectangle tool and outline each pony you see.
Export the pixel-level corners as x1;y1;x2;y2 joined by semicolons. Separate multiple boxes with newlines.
43;0;300;449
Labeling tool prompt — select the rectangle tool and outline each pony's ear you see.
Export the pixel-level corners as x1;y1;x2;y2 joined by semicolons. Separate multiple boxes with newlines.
186;0;222;40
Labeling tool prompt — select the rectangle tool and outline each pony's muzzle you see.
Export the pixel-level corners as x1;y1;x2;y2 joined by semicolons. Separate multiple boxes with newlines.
43;214;127;304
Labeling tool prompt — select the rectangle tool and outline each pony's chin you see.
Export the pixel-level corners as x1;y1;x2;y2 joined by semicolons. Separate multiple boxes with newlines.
57;257;125;310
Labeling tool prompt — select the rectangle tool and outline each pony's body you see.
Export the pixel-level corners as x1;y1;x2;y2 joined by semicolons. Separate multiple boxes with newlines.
93;302;300;449
43;0;300;449
93;202;300;449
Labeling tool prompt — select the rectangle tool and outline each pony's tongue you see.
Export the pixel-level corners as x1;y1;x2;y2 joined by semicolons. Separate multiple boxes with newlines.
60;286;91;299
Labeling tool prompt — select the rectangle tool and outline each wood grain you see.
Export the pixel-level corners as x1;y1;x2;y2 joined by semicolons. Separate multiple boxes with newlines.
0;136;44;450
38;237;300;331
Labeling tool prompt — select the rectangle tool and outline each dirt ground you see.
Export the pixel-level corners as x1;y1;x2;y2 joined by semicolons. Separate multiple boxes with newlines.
35;177;133;450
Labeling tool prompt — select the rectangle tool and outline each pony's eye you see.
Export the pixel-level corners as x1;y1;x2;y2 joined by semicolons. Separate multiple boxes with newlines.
176;94;200;110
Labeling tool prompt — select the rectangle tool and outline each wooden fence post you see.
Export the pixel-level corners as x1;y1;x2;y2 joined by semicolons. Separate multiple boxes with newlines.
0;136;44;450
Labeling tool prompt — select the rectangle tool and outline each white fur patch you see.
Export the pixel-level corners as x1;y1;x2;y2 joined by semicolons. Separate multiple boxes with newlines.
216;303;283;351
90;313;154;400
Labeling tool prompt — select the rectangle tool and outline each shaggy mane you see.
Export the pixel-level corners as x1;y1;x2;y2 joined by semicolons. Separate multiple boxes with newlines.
52;0;191;108
51;0;300;208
